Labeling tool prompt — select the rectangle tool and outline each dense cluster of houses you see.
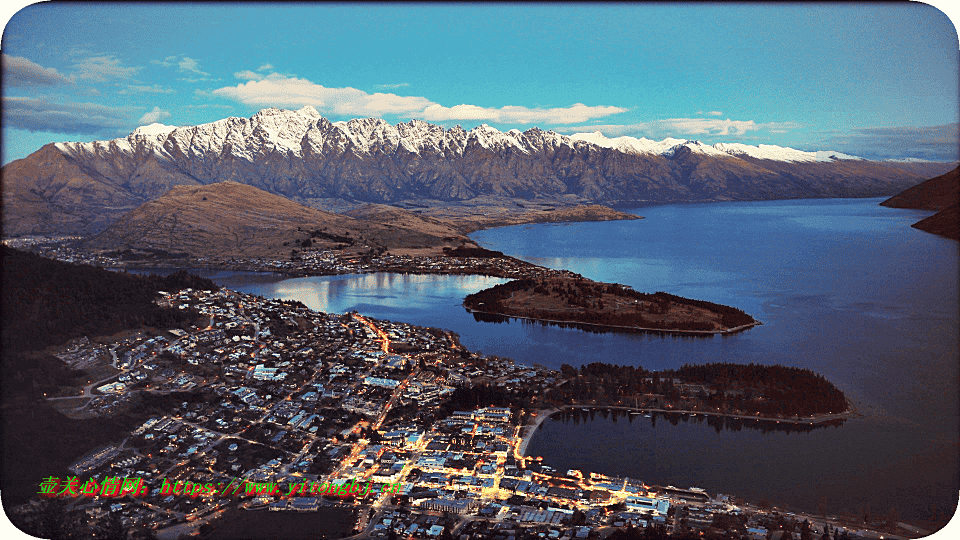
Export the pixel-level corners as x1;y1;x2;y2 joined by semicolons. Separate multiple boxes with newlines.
10;285;884;540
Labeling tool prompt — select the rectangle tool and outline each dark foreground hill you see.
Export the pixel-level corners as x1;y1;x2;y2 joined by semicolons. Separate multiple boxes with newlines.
0;250;221;509
881;166;959;240
1;247;214;352
911;205;960;240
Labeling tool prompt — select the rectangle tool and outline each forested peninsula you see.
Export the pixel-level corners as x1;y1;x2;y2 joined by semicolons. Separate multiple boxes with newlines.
551;362;850;422
463;276;758;334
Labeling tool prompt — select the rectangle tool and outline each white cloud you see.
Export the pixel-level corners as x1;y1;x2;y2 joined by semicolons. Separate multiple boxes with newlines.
186;103;234;110
234;70;263;81
72;55;140;82
2;55;74;86
211;76;434;115
153;55;211;77
212;74;627;124
556;118;801;138
555;123;647;136
376;82;410;89
257;63;274;71
659;117;763;136
138;106;172;125
119;84;175;95
178;57;208;76
151;56;178;68
422;103;627;125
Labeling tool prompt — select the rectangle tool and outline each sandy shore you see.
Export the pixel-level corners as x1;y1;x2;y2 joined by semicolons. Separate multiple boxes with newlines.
516;407;560;457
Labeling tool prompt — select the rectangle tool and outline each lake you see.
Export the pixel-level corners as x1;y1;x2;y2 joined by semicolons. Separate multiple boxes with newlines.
179;197;958;526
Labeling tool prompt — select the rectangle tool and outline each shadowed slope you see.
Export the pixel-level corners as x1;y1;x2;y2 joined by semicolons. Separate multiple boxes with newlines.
881;166;959;240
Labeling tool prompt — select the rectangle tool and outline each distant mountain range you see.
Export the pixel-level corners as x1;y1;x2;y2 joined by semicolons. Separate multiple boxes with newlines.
2;106;955;237
881;166;959;240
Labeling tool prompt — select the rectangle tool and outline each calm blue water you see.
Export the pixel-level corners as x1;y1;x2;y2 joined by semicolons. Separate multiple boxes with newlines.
170;198;957;525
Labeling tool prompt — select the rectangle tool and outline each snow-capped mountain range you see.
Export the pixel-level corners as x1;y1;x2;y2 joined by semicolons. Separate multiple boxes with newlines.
56;105;866;164
4;106;954;237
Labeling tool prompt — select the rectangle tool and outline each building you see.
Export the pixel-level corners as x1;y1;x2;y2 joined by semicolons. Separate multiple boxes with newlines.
420;498;477;515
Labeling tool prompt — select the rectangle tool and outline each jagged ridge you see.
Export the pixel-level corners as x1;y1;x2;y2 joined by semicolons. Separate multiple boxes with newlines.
3;106;955;237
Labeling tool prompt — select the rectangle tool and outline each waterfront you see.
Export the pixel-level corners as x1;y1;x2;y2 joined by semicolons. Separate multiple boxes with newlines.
193;198;957;525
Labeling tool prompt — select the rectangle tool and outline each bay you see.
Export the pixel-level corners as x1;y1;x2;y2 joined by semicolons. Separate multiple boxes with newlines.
471;198;958;525
165;197;957;525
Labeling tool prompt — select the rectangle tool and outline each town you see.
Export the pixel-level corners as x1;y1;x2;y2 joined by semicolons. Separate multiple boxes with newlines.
2;236;565;281
7;283;897;540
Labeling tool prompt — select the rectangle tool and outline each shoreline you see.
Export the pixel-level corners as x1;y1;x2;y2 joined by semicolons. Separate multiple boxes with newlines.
555;404;855;425
516;407;560;458
465;307;762;336
517;404;855;458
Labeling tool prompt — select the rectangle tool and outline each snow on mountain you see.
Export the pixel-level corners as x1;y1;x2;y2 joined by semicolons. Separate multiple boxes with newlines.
713;143;819;162
16;106;954;239
674;140;729;157
571;131;653;154
54;107;876;165
814;150;863;161
132;123;178;138
885;157;932;163
333;117;397;154
394;118;453;154
468;124;530;153
569;131;685;155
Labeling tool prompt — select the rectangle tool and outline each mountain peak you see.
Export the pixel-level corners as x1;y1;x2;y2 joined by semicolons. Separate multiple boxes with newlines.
131;123;177;138
251;107;286;119
297;105;321;118
5;106;953;238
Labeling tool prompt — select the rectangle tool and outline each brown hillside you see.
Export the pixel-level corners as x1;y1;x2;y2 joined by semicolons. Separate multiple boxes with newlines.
3;108;955;239
1;144;144;236
912;204;960;240
880;166;959;241
85;182;471;258
343;203;468;237
880;166;959;211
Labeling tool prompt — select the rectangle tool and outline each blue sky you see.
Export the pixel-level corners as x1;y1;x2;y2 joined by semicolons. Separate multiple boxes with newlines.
1;2;958;164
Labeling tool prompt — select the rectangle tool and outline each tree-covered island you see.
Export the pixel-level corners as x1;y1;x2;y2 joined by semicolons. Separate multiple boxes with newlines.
463;276;759;334
550;362;851;423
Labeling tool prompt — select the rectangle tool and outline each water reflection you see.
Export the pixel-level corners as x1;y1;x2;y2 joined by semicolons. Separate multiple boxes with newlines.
551;408;845;435
470;311;730;338
214;272;511;315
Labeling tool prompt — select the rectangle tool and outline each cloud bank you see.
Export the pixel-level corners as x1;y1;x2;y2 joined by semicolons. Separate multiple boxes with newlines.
816;123;959;162
212;74;626;124
556;118;801;138
3;97;131;135
72;55;140;82
139;106;172;124
2;55;74;86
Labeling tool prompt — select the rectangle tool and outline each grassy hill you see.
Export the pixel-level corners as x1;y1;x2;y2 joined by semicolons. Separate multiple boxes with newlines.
85;181;474;259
